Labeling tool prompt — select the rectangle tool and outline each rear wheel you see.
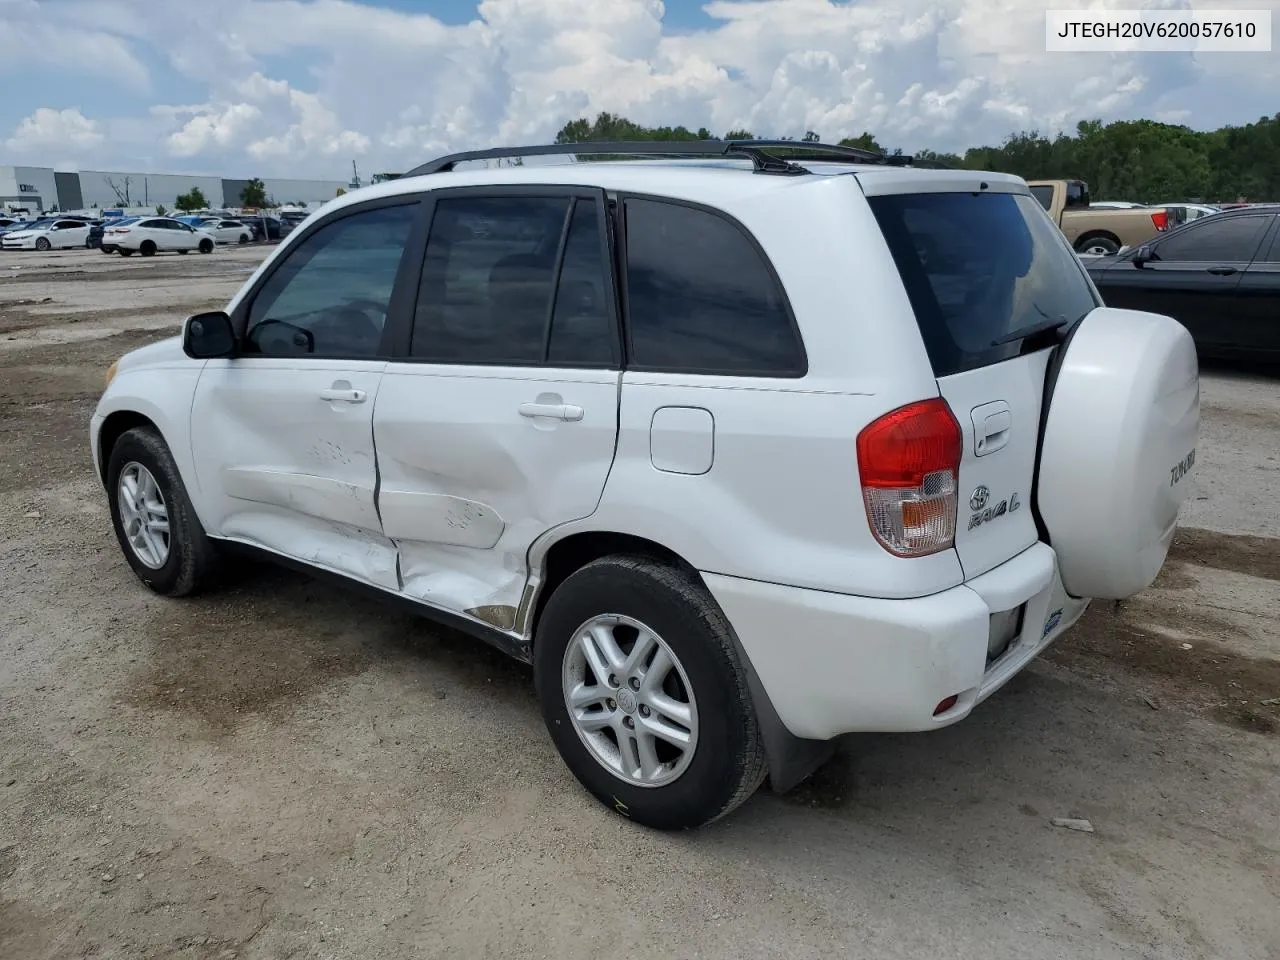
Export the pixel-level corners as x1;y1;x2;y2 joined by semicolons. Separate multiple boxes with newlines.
35;237;50;252
139;240;156;257
1075;233;1120;256
238;234;248;244
198;239;214;254
106;427;219;597
533;556;767;830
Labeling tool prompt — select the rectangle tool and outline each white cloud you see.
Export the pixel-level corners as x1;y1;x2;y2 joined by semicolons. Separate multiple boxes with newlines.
168;103;264;156
4;0;1278;176
6;108;105;153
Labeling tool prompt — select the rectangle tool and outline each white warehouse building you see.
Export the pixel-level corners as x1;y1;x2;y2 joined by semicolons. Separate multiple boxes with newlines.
0;164;350;213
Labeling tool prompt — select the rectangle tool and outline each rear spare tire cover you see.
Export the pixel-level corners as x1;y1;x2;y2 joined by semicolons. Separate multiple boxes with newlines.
1037;307;1199;600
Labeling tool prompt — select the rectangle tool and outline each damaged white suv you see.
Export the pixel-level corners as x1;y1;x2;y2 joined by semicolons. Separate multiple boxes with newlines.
92;140;1200;829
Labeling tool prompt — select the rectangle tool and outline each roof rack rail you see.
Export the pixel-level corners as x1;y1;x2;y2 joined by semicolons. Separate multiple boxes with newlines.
403;139;944;178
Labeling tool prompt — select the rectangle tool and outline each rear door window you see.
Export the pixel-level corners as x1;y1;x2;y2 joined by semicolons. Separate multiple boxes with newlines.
868;191;1100;377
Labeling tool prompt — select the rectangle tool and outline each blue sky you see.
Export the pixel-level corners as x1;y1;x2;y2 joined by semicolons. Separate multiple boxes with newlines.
1;0;1275;178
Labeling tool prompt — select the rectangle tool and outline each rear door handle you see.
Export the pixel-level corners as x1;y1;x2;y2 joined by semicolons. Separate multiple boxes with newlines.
1206;266;1238;276
319;387;366;403
971;401;1012;457
518;402;584;422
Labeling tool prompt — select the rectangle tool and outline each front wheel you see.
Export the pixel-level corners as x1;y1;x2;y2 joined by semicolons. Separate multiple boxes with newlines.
198;239;214;254
533;556;767;830
106;427;219;596
35;237;50;251
238;234;248;244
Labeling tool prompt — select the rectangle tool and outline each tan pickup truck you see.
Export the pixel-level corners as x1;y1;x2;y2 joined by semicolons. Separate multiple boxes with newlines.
1027;179;1181;256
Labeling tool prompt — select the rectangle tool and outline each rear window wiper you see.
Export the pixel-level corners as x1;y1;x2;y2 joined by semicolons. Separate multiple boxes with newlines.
991;317;1068;348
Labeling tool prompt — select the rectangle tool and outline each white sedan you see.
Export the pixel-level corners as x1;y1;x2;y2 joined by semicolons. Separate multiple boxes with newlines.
197;218;254;244
0;218;92;251
106;218;216;257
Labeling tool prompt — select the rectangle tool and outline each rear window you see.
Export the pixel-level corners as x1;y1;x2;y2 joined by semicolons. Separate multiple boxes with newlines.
868;191;1100;377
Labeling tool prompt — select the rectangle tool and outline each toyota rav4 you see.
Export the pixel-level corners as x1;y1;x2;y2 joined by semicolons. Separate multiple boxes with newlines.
91;140;1200;830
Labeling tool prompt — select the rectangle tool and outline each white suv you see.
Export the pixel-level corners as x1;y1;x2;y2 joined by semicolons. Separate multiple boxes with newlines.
91;140;1200;830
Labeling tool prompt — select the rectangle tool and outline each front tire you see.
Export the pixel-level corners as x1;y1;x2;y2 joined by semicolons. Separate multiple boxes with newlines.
238;234;248;244
106;427;219;597
35;237;50;251
198;239;214;254
533;556;767;830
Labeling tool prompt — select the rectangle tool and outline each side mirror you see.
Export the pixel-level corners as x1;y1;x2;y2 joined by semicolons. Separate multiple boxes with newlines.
246;318;316;356
1132;245;1154;267
184;311;236;358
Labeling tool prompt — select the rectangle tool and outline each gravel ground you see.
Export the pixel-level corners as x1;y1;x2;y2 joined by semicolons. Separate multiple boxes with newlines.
1;247;1277;960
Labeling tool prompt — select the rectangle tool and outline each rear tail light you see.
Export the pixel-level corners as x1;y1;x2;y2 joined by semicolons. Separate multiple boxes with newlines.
856;398;962;557
114;228;130;233
1151;210;1168;231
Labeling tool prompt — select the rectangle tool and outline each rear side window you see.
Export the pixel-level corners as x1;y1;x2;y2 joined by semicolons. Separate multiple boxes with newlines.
868;191;1100;378
623;198;805;376
411;195;616;366
1030;185;1053;211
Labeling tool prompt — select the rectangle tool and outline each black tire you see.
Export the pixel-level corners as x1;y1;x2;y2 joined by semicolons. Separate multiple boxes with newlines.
119;249;133;257
198;239;214;254
1076;233;1120;256
100;247;114;255
106;427;219;597
177;248;189;254
35;237;50;252
533;555;767;830
238;234;248;244
139;240;156;257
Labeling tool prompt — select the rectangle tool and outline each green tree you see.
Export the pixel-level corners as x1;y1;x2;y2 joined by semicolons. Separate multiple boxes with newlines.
240;178;268;208
154;204;167;216
174;187;207;212
839;131;884;153
723;129;754;140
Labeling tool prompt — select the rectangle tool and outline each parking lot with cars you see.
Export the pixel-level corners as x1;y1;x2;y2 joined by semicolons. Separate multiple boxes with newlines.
1;245;1278;959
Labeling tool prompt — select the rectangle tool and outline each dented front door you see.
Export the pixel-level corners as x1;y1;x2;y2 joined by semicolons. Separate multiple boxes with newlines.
190;359;400;590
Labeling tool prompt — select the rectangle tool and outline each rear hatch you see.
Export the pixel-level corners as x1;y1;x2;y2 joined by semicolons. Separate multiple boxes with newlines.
859;173;1101;581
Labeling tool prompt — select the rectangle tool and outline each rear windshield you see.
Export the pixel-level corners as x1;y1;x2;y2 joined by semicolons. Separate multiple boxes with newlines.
868;191;1100;377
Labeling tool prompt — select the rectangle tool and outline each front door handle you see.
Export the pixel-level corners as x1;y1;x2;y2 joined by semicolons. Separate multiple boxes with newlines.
518;402;584;422
319;387;366;403
1206;266;1238;276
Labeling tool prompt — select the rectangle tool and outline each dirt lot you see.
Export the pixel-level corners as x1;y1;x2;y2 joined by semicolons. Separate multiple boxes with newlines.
2;247;1278;960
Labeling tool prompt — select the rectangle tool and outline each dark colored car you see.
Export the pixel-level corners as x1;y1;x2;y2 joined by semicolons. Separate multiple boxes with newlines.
240;215;284;242
1084;205;1280;360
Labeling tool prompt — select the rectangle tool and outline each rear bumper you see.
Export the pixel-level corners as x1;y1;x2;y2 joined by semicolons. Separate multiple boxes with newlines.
703;542;1089;741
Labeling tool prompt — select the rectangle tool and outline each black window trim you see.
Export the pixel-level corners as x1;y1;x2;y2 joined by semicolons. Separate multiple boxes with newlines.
614;191;808;379
388;183;623;370
1249;214;1280;265
224;193;431;362
1151;212;1272;264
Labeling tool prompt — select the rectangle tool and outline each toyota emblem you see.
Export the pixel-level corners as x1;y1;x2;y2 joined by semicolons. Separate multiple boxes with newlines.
969;485;990;511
